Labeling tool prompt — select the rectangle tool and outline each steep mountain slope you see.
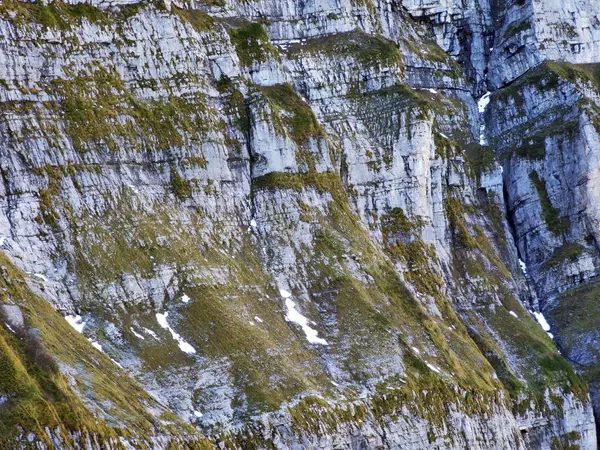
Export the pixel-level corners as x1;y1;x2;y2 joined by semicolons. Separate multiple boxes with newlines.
0;0;598;448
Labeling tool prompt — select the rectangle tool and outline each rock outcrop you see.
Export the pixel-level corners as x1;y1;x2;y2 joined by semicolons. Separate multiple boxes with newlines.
0;0;598;448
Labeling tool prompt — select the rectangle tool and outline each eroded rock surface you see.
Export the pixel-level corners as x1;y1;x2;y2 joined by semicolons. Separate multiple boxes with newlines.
0;0;599;448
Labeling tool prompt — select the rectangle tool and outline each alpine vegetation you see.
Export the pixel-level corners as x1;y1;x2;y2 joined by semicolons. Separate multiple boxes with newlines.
0;0;599;448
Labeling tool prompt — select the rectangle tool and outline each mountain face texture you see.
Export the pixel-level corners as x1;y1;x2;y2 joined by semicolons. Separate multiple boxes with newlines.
1;0;600;448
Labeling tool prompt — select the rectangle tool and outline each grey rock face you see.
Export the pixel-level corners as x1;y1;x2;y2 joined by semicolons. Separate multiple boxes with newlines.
489;0;600;88
402;0;493;93
0;0;599;448
478;0;600;441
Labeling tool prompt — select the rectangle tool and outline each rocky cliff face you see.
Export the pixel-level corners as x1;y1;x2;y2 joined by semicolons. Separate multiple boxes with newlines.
0;0;599;448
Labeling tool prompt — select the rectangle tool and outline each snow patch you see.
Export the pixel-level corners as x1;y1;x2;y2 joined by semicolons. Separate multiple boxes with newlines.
156;312;196;354
411;346;420;354
111;358;123;369
250;219;257;228
181;294;191;304
65;315;86;333
193;410;203;418
284;298;328;345
478;91;491;113
279;289;292;299
254;316;263;323
509;311;518;318
143;327;159;340
5;323;15;333
130;327;145;340
519;258;527;274
479;125;487;146
533;312;551;332
478;92;492;146
89;340;103;352
426;363;441;374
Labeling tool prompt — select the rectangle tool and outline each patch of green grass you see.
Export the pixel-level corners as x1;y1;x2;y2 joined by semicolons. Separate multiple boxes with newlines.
529;171;570;235
445;197;477;251
259;84;325;146
52;66;211;154
38;188;60;228
252;171;341;199
288;30;403;70
170;167;193;200
387;240;443;297
465;144;498;179
0;0;108;30
504;20;532;39
510;118;579;161
173;6;214;32
380;207;424;240
495;61;600;109
401;35;461;70
228;22;280;66
544;242;583;268
551;431;582;450
71;197;211;286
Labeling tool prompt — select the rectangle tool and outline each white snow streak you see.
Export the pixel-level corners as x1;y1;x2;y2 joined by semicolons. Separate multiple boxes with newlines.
509;311;518;318
65;315;86;333
283;297;328;345
478;91;492;145
156;312;196;354
143;327;159;340
411;346;420;354
479;126;487;145
254;316;263;323
519;258;528;274
89;340;103;352
478;92;491;113
534;312;551;332
130;327;145;340
33;273;48;282
426;363;441;374
181;294;191;304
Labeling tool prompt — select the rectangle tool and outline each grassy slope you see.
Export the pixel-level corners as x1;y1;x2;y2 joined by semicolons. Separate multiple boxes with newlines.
0;1;591;445
0;252;212;447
